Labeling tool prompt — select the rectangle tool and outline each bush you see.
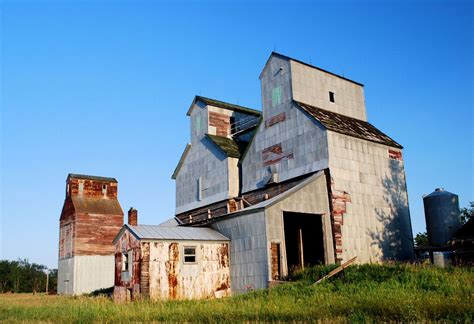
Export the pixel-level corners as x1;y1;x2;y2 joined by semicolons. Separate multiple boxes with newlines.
88;286;114;297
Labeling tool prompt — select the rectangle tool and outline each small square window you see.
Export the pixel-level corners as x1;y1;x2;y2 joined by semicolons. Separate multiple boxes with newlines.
329;91;335;103
184;246;196;263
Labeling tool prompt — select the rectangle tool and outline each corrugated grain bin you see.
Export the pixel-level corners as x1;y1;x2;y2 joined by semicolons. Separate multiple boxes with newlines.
423;188;462;246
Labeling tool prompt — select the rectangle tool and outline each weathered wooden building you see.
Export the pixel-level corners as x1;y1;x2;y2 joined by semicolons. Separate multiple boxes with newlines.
113;220;231;301
172;52;414;293
58;174;124;295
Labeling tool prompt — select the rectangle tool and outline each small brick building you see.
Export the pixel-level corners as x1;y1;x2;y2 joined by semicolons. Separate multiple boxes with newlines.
58;174;124;295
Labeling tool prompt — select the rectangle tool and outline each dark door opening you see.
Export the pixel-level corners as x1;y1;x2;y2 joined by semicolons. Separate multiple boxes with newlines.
283;212;325;271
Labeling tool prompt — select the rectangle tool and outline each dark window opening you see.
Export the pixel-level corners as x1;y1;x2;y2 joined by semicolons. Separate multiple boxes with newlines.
122;252;129;271
184;246;196;263
329;92;335;103
283;212;325;273
230;116;236;134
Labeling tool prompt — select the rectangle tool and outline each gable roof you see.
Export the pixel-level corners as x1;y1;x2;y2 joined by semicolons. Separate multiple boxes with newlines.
70;196;123;215
206;134;241;158
171;143;192;179
262;52;364;87
187;96;261;117
114;224;229;243
68;173;117;183
295;101;402;149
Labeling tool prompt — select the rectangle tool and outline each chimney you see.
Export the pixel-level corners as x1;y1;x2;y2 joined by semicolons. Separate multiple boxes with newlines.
128;207;138;226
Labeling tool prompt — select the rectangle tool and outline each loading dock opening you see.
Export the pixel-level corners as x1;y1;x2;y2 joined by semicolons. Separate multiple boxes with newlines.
283;212;325;271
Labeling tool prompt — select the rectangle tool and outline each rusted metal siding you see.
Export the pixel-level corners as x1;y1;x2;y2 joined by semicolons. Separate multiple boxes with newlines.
74;213;123;256
59;176;124;259
265;112;286;128
68;178;118;199
114;229;141;286
148;241;230;300
114;228;230;302
140;242;150;297
209;111;231;137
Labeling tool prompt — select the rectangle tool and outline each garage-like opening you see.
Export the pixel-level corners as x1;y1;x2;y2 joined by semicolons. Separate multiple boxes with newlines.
283;212;325;272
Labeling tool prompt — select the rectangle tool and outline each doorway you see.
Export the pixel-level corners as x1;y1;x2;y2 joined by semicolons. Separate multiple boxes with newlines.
283;212;325;272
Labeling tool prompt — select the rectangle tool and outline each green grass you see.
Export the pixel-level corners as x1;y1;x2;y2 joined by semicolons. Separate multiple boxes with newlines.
0;264;472;322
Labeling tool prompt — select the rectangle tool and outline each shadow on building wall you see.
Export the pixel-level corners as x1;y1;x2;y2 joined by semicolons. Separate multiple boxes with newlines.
368;159;414;261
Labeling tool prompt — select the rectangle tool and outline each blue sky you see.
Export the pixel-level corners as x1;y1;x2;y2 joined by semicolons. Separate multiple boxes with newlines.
1;0;472;268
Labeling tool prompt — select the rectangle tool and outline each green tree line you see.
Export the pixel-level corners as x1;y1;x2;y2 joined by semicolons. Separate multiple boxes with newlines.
0;259;57;294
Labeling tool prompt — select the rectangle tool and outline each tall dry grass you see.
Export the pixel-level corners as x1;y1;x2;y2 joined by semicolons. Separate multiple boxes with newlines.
0;263;472;322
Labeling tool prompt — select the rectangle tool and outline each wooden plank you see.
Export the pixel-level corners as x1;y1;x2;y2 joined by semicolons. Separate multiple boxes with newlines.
313;256;357;285
298;229;304;270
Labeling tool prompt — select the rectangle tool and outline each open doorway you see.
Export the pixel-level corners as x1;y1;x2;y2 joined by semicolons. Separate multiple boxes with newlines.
283;212;325;272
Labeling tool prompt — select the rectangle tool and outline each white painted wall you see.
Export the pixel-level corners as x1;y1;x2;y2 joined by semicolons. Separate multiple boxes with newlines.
176;104;230;214
211;211;268;294
242;55;329;193
290;60;367;121
57;258;74;295
327;131;414;262
58;255;115;295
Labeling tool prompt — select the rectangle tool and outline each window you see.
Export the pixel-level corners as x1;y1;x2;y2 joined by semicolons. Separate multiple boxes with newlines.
122;253;129;271
197;177;203;201
122;251;132;272
329;91;335;103
184;246;196;263
271;86;282;107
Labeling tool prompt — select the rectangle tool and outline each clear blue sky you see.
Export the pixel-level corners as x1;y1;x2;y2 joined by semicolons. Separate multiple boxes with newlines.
1;0;472;268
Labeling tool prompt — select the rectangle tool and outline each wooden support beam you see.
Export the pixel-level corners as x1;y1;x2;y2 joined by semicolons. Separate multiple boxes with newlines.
313;256;357;285
298;228;304;271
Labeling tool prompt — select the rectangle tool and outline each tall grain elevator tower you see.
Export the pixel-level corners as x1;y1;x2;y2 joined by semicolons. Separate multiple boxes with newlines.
58;174;124;295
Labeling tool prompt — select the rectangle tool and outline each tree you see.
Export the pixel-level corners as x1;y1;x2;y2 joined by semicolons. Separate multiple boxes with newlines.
414;232;429;248
460;201;473;224
0;260;11;293
0;259;53;293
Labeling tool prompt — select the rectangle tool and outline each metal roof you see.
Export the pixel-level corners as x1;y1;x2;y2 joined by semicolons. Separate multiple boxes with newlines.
71;196;123;215
126;224;229;241
193;96;261;116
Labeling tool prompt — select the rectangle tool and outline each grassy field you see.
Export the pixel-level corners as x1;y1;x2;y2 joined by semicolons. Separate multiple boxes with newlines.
0;264;472;322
